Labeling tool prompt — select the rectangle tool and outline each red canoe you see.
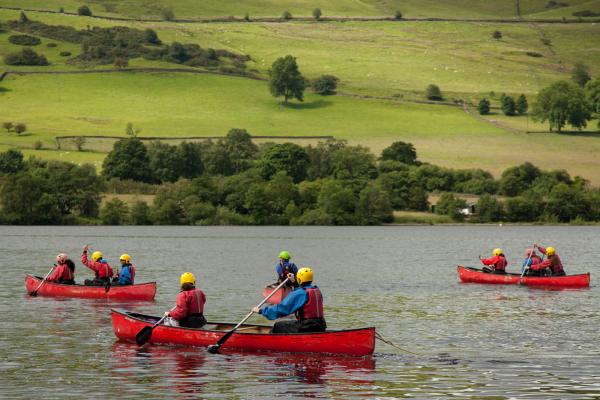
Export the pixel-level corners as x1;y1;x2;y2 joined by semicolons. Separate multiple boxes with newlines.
25;274;156;300
111;309;375;356
457;266;590;288
262;284;292;304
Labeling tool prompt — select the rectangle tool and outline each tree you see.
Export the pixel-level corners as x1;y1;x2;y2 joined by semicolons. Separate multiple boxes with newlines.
102;138;154;183
492;30;502;39
161;8;175;21
125;122;140;137
0;149;25;173
268;55;305;104
77;5;92;16
19;11;28;24
474;194;504;222
317;180;357;225
505;194;543;222
434;193;467;221
260;143;310;183
499;162;541;196
147;141;182;183
204;129;257;175
306;139;347;179
394;10;403;20
516;94;528;115
114;58;129;69
585;77;600;127
571;61;591;87
478;98;490;115
72;136;86;151
376;171;427;210
380;141;418;165
356;183;393;224
532;80;591;132
501;95;516;116
144;29;161;45
14;123;26;135
282;10;292;20
312;8;322;19
4;49;48;66
129;201;152;225
100;198;129;225
545;183;591;222
331;145;377;180
3;122;13;132
313;75;339;95
0;173;61;224
425;84;442;101
177;142;204;179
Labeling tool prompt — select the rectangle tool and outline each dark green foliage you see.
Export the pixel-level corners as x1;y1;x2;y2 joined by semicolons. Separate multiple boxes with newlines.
313;8;322;19
144;29;161;45
545;183;591;222
103;138;153;183
0;149;25;173
317;180;357;225
474;194;504;222
0;173;61;224
204;129;257;176
150;198;183;224
306;139;347;180
532;80;591;132
47;42;57;47
356;183;393;224
376;171;428;211
77;5;92;16
331;145;377;180
2;122;13;132
4;48;48;65
505;193;544;222
500;162;541;196
59;51;71;57
516;94;528;114
572;62;591;87
584;77;600;126
282;11;293;20
178;142;204;179
161;8;175;21
244;13;251;21
260;143;310;183
8;34;41;46
434;193;467;221
394;10;403;19
147;141;183;183
501;95;516;116
425;84;442;101
492;30;502;39
269;55;305;103
19;11;28;24
14;123;27;135
572;10;600;17
380;141;419;165
100;198;129;224
478;98;490;115
312;75;338;95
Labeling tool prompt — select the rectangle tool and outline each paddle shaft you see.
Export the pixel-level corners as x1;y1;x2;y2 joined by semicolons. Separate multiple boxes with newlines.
520;244;535;279
208;277;290;352
30;266;55;296
135;308;174;346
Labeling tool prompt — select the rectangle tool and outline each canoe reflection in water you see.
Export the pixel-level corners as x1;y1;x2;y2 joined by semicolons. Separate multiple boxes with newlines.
111;343;375;395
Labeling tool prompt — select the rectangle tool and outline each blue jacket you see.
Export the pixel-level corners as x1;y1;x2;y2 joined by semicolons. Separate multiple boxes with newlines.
117;265;134;285
275;261;298;280
259;284;319;320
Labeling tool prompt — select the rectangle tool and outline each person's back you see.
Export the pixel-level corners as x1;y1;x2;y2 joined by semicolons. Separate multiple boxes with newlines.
164;272;206;328
47;253;75;285
481;248;507;274
81;246;113;286
275;251;298;287
535;245;565;276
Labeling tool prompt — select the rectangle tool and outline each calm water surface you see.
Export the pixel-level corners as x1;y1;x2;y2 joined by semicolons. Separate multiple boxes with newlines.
1;225;599;399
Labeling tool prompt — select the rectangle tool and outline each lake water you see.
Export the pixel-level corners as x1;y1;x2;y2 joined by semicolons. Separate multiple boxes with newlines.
1;225;599;399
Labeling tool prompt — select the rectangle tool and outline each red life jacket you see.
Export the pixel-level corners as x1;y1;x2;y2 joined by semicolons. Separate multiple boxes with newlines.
171;288;206;320
95;261;113;279
48;263;74;282
295;286;324;321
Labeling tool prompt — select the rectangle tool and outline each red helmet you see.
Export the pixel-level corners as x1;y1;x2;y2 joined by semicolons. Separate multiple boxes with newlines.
56;253;68;264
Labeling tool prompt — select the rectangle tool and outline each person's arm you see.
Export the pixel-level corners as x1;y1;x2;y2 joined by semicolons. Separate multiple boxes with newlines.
481;256;496;266
81;251;96;272
169;292;188;320
259;290;307;320
46;265;59;282
537;246;547;255
530;258;551;271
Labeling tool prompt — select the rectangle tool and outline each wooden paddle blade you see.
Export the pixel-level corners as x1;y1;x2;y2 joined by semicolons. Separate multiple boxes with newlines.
135;326;153;346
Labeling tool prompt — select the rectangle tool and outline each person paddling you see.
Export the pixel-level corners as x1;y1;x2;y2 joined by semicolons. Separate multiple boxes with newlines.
47;253;75;284
112;253;135;285
529;245;566;276
479;248;507;274
163;272;206;328
253;267;326;333
81;245;114;286
522;248;543;276
275;251;298;287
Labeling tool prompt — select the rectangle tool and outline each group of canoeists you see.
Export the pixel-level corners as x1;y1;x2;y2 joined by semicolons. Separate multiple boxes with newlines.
479;244;565;276
45;248;326;335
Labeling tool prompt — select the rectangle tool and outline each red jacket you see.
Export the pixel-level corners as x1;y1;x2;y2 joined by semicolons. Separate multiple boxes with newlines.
170;288;206;320
481;255;508;271
47;263;74;282
81;253;113;279
532;247;564;275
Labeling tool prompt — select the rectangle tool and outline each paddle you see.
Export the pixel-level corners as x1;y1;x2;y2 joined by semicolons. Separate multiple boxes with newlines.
135;311;171;346
207;277;290;354
30;266;55;297
519;245;535;284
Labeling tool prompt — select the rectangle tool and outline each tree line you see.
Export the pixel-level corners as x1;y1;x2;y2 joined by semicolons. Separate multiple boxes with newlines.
2;132;600;225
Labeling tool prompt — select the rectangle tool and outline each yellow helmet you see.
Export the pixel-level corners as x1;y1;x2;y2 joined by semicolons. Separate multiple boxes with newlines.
492;248;503;256
546;246;556;256
91;251;103;261
119;253;131;263
180;272;196;286
296;267;314;285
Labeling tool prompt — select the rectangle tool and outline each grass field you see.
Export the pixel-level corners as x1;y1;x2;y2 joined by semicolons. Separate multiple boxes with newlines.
1;0;599;19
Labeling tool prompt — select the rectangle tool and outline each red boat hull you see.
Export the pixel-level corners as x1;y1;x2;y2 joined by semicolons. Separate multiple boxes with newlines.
25;274;156;300
111;309;375;356
262;285;292;304
457;266;590;288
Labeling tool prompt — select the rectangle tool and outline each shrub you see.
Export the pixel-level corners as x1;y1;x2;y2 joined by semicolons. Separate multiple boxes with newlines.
313;8;322;19
19;11;28;24
4;48;49;66
59;51;71;57
144;29;161;45
312;75;339;95
33;141;43;150
516;94;528;115
394;10;403;20
425;84;442;101
161;8;175;21
14;123;27;135
492;30;502;39
282;10;292;20
573;10;600;17
77;5;92;16
526;51;543;57
478;98;490;115
3;122;13;132
244;13;250;21
501;95;516;116
59;7;64;13
100;198;129;225
9;34;41;46
47;42;57;48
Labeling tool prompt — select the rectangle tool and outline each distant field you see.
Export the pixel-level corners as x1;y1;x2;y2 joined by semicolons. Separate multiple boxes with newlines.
1;0;599;19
